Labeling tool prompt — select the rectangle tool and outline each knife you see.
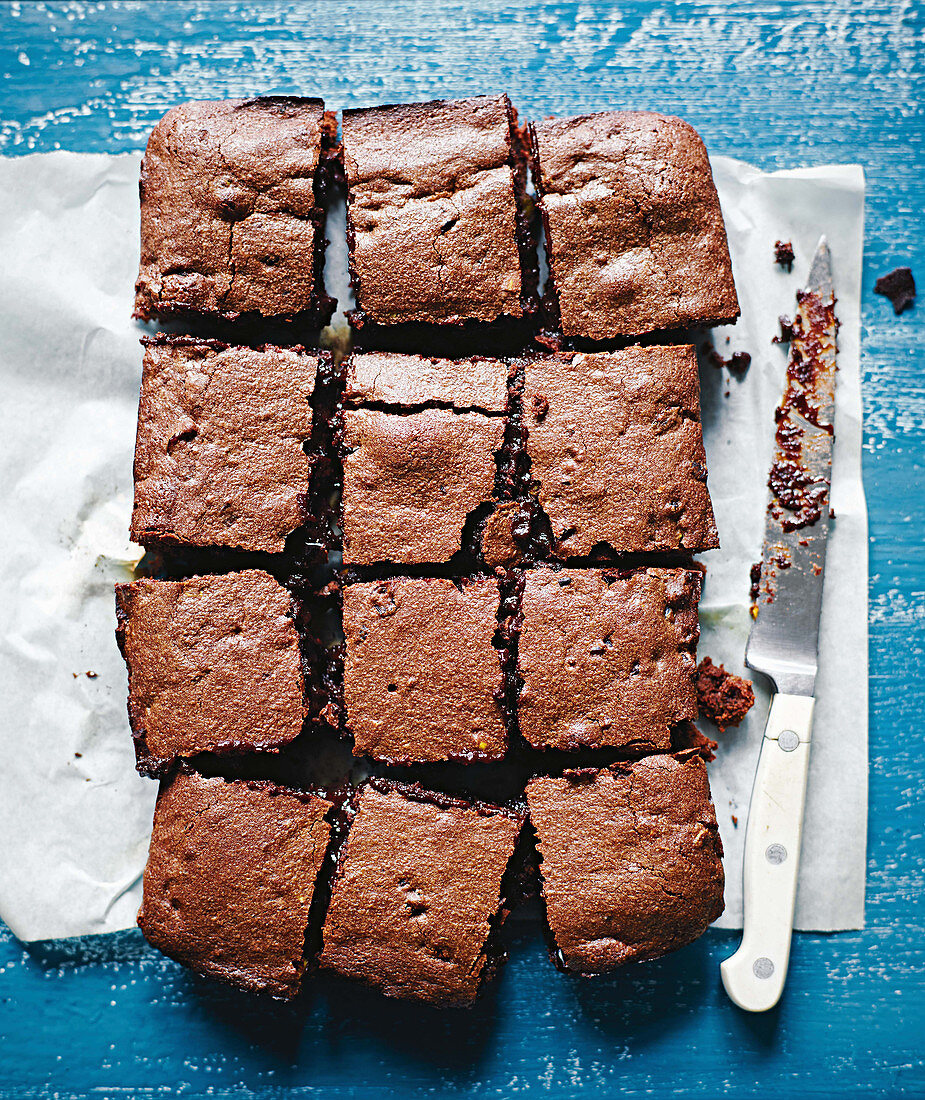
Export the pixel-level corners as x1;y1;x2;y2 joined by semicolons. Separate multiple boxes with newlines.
720;237;837;1013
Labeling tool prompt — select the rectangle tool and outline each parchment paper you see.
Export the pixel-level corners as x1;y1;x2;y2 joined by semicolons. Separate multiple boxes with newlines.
0;152;866;942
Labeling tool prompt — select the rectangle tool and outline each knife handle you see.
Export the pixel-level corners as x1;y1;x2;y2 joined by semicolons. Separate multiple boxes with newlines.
720;692;815;1012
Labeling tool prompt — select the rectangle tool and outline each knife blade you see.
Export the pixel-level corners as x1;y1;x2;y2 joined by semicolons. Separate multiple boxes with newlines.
720;237;837;1013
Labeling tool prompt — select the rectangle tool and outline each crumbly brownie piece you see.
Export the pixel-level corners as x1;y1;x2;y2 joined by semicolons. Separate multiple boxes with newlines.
695;657;755;731
343;576;506;763
345;351;509;411
529;111;739;340
526;754;724;973
115;570;306;775
341;407;506;565
517;568;701;751
131;337;322;554
138;771;333;998
342;95;535;328
874;266;916;314
318;781;523;1006
521;347;719;557
135;98;336;323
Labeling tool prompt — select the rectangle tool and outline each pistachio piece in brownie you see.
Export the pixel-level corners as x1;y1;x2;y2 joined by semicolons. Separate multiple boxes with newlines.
318;780;523;1007
131;338;323;554
526;754;725;973
521;347;719;557
530;110;739;340
342;95;536;329
138;771;333;999
115;570;307;775
341;352;509;565
343;576;506;764
517;568;701;751
135;97;336;323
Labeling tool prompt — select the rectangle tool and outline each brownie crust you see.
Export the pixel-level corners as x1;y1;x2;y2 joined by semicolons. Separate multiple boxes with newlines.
343;576;506;763
517;568;701;751
115;570;306;774
345;351;509;412
341;406;505;565
522;347;719;556
342;95;529;327
138;771;332;998
131;338;319;554
135;97;335;322
318;782;523;1006
526;754;725;973
530;110;738;340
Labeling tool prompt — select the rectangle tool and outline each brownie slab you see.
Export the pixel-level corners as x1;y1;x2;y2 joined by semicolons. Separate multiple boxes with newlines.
343;576;506;763
526;755;724;973
341;407;505;565
131;337;320;554
342;95;534;328
115;570;306;775
517;568;701;751
530;111;738;340
522;347;719;557
135;97;335;323
319;781;523;1006
345;351;509;412
138;771;333;999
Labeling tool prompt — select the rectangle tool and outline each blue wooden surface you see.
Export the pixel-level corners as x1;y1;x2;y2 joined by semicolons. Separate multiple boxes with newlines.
1;2;923;1096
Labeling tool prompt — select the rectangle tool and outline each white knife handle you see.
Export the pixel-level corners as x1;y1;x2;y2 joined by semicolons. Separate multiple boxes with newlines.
720;693;815;1012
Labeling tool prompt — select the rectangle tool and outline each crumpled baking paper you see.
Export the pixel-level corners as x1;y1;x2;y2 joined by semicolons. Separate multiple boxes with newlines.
0;151;866;941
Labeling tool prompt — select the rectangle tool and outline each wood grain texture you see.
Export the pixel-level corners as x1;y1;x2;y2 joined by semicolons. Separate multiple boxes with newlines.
1;1;923;1097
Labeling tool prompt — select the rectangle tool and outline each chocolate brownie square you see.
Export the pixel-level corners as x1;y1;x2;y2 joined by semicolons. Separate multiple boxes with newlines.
530;111;739;340
138;771;333;998
131;337;322;554
521;347;719;557
115;570;306;775
318;781;523;1006
341;352;508;565
135;98;336;324
343;576;506;763
526;754;724;973
342;95;536;330
517;568;701;751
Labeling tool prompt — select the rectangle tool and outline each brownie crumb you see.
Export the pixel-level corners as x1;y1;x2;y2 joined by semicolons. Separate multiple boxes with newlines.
772;315;795;344
774;240;795;271
749;561;762;601
731;814;738;827
85;670;98;679
703;344;751;376
875;267;916;315
74;752;83;759
696;657;756;732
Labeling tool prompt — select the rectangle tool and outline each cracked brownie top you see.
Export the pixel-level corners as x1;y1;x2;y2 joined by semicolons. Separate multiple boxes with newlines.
135;97;335;322
530;110;739;340
343;576;507;764
521;346;719;557
344;351;509;412
115;570;307;775
131;337;320;554
318;781;523;1007
342;95;532;327
526;754;724;972
517;568;701;752
138;771;333;999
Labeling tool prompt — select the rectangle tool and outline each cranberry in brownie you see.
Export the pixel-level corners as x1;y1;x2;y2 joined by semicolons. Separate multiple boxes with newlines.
343;576;506;763
131;338;322;554
138;771;333;999
517;568;701;752
341;352;509;565
521;347;719;557
530;110;738;340
526;755;724;973
319;781;523;1007
135;98;336;323
342;96;535;329
115;570;306;775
